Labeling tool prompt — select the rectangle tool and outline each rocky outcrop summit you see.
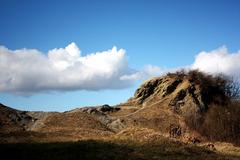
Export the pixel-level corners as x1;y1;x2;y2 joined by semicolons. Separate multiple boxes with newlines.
126;70;228;115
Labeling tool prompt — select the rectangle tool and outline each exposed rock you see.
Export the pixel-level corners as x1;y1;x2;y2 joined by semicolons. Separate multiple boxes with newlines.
131;78;162;105
162;79;183;97
77;104;120;114
97;104;120;113
169;89;187;108
0;103;35;132
126;71;229;115
71;105;125;132
126;75;185;106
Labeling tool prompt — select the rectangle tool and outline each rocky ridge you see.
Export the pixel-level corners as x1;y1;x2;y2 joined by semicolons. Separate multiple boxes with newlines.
0;70;235;144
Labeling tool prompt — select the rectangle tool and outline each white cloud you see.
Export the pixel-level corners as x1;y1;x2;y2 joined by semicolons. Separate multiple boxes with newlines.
5;42;238;96
0;43;141;95
120;65;163;81
192;46;240;79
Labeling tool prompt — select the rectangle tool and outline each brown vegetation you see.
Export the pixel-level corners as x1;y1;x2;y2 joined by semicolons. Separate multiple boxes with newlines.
185;101;240;144
174;70;240;144
1;70;240;159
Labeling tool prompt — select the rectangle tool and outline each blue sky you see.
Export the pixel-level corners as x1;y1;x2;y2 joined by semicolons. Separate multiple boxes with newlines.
0;0;240;111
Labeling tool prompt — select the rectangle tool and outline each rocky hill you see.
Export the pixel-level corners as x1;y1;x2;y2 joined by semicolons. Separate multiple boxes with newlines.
1;70;240;159
126;70;228;112
0;103;35;133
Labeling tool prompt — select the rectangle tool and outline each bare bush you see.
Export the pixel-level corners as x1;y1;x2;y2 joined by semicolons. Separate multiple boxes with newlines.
184;102;240;144
201;102;240;144
181;69;240;104
180;70;240;144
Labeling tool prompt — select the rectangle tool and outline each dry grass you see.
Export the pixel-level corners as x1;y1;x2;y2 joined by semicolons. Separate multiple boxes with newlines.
1;127;240;160
1;70;240;159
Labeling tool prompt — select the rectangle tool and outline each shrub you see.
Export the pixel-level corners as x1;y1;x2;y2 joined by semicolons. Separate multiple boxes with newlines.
180;70;240;144
201;101;240;144
173;69;240;105
184;101;240;144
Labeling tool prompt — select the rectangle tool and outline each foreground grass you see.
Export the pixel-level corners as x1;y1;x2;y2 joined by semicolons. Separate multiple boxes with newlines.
0;138;239;160
0;140;136;160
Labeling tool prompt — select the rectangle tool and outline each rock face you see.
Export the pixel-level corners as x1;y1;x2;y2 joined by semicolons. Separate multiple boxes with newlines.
126;70;228;115
73;105;124;132
76;104;120;114
0;103;35;133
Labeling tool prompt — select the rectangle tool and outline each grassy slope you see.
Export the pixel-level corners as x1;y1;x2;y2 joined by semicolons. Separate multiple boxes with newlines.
0;139;239;160
1;128;240;160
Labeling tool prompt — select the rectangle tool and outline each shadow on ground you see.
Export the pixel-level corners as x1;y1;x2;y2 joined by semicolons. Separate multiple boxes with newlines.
0;139;239;160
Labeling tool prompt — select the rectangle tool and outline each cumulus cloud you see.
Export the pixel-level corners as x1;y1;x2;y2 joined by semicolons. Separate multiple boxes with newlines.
0;43;162;95
5;42;238;96
192;46;240;79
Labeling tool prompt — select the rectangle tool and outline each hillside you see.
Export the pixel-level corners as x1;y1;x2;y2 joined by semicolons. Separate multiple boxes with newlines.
0;103;35;133
1;70;240;159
